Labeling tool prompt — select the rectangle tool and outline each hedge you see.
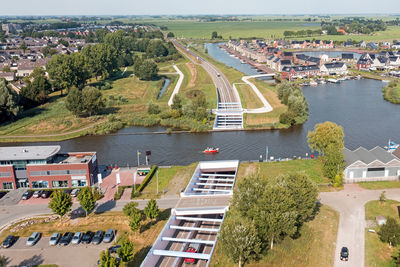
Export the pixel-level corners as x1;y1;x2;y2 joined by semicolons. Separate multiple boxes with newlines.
136;165;158;193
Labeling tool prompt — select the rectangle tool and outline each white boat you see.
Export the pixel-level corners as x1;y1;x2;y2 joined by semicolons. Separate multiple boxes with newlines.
240;60;246;64
229;54;235;57
310;80;318;86
382;80;390;83
384;140;399;153
327;78;340;84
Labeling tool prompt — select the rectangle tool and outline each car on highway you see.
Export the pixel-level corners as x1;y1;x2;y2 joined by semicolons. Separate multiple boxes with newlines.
21;191;33;200
2;235;17;248
103;229;115;243
32;190;43;198
185;243;200;264
41;190;53;198
216;73;221;77
71;189;80;197
108;245;121;254
81;231;94;244
92;230;104;245
340;247;349;261
26;232;41;246
71;232;83;244
59;232;74;246
49;232;61;246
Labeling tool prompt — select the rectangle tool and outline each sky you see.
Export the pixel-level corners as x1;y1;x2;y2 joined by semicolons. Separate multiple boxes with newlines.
1;0;400;16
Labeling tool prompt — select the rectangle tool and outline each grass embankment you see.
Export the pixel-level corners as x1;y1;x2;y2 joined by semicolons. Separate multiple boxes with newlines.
0;210;170;266
211;205;338;267
359;181;400;190
365;200;400;267
237;159;330;185
136;163;197;199
383;84;400;104
186;42;287;129
0;55;218;142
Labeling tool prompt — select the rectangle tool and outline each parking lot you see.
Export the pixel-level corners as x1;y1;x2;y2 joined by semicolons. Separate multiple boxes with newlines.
0;236;110;267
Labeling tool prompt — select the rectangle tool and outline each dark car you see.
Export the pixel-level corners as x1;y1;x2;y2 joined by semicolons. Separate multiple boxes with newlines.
64;189;72;195
2;235;17;248
340;247;349;261
92;230;104;245
33;190;43;198
59;232;74;246
0;191;8;199
41;190;53;198
21;191;33;200
81;231;94;244
108;245;121;254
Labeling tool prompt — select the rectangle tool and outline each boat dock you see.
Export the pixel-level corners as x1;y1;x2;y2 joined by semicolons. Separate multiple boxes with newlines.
219;44;275;75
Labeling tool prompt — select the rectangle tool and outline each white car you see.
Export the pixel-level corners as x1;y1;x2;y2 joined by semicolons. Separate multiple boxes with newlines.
71;232;83;244
26;232;41;246
49;232;61;246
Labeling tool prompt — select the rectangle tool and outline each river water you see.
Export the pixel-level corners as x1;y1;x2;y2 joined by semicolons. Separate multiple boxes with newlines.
2;44;399;166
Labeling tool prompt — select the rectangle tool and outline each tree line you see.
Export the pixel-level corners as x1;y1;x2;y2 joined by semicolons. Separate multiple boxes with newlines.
283;29;323;38
322;18;386;35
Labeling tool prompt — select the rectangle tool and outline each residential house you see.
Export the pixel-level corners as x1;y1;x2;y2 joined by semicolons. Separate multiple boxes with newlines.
343;146;400;183
341;53;354;62
320;62;348;76
366;42;379;50
0;72;16;82
356;53;373;70
281;65;320;80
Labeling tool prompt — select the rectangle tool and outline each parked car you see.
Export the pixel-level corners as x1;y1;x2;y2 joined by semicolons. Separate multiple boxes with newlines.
71;232;83;245
41;190;53;198
340;247;349;261
26;232;41;246
185;243;200;264
81;231;94;244
64;189;72;195
103;229;115;243
49;232;61;246
21;191;33;200
92;230;104;245
59;232;74;246
0;191;7;199
108;245;121;254
32;190;43;198
2;235;17;248
71;189;80;197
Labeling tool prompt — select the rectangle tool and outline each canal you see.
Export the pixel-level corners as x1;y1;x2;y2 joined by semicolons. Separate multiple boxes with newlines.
1;44;399;166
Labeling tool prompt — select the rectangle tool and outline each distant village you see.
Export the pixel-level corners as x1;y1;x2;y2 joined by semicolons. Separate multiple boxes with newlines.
227;39;400;81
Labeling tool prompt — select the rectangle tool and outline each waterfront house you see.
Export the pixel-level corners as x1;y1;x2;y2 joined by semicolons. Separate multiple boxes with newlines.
356;53;373;70
320;62;348;76
281;65;320;80
366;42;379;50
343;146;400;183
341;53;354;62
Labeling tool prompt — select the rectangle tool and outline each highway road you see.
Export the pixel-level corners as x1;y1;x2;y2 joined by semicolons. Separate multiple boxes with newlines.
171;40;240;104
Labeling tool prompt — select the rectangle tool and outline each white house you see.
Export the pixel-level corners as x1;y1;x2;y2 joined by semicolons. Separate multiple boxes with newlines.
320;62;348;76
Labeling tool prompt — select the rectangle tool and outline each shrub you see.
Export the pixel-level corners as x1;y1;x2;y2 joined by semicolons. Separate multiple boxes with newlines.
114;187;125;200
147;103;161;115
136;165;158;192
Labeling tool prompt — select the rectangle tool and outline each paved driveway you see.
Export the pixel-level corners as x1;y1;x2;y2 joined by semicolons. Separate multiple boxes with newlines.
321;185;400;267
0;237;109;267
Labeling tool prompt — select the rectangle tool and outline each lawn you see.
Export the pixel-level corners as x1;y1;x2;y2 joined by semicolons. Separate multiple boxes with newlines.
210;205;338;267
358;181;400;190
138;163;197;199
0;211;170;267
383;85;400;105
365;200;400;267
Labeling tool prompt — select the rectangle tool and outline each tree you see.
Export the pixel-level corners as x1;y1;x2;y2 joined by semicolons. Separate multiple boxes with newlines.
123;202;139;217
66;87;83;116
147;102;161;115
19;42;27;53
171;94;182;111
134;59;158;80
78;187;96;217
117;239;134;262
378;217;400;246
99;250;120;267
380;191;387;203
144;199;159;221
48;190;73;221
219;213;261;267
307;121;344;157
323;143;345;180
20;67;52;108
129;211;142;233
81;86;105;116
211;31;218;39
0;79;20;124
167;32;175;38
0;254;6;267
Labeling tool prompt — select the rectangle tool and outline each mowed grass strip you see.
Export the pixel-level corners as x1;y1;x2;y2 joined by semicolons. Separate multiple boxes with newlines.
365;200;400;267
236;83;263;109
210;205;338;267
358;181;400;190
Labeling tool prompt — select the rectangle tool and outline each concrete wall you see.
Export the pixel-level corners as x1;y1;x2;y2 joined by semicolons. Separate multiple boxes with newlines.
344;166;400;183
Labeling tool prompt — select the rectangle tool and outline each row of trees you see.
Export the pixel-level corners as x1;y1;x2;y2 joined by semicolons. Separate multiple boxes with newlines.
322;18;386;35
219;173;318;266
283;29;323;38
277;81;308;126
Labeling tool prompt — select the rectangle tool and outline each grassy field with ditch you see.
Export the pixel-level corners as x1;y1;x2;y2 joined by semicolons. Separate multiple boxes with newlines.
365;200;400;267
210;205;338;267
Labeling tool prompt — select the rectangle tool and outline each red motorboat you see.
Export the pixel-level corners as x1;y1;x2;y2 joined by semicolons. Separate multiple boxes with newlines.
204;147;219;154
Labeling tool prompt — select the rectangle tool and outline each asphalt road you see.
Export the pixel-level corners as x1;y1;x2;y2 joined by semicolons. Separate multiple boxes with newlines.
171;40;240;104
321;186;400;267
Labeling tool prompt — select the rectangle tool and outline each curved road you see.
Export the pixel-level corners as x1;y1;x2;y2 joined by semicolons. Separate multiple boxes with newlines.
171;40;240;104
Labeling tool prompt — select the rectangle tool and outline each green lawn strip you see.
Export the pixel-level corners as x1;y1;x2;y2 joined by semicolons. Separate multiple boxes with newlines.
210;205;338;267
358;181;400;190
236;83;263;109
383;86;400;104
365;200;400;266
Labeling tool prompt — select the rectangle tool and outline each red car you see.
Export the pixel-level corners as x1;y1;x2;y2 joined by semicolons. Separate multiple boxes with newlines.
185;244;200;264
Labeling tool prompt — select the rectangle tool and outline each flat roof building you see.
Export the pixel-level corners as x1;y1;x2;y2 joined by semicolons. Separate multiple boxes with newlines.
0;145;98;190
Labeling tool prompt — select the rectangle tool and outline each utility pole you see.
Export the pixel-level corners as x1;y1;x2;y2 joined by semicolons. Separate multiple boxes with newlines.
266;146;269;162
156;169;159;194
137;150;140;167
